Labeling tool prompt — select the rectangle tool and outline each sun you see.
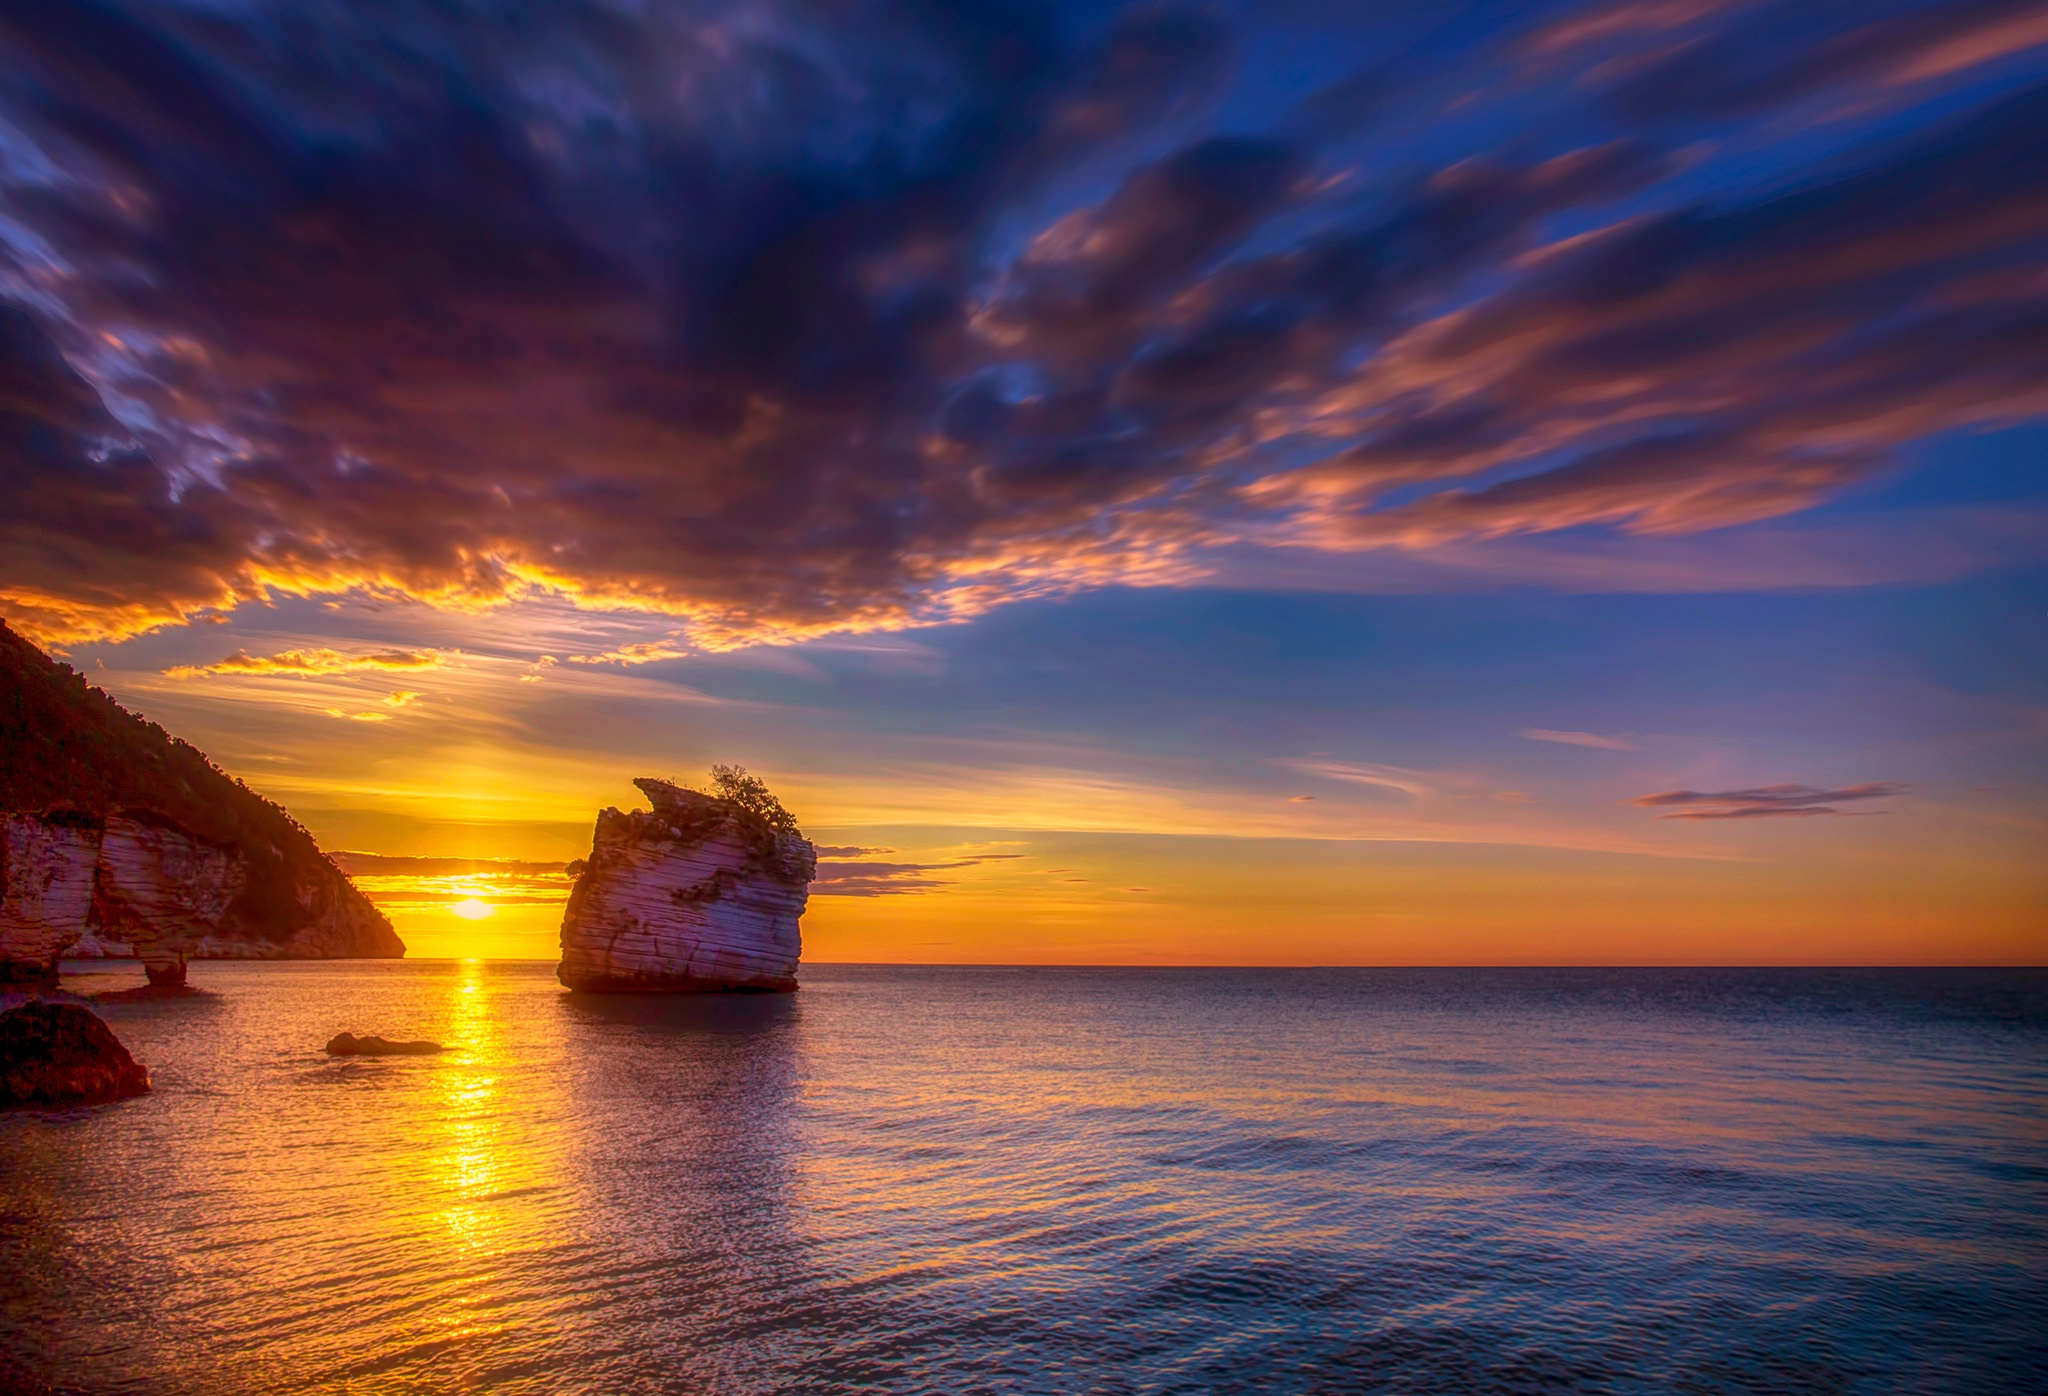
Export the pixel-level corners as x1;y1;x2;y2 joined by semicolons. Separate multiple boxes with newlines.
450;898;495;921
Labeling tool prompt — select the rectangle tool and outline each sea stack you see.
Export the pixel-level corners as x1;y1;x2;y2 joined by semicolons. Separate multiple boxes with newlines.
558;777;816;993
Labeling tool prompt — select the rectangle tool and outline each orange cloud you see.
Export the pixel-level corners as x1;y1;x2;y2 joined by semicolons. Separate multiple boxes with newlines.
166;647;443;677
566;637;694;666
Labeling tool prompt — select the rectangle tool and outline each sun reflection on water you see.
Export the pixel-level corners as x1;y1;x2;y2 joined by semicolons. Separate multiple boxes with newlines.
427;960;517;1339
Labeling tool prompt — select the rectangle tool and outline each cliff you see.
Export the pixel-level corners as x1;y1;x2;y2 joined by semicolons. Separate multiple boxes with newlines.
558;778;815;993
0;621;402;972
0;810;248;986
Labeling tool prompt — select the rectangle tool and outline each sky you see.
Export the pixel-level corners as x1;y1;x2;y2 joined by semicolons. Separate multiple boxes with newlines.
1;0;2044;962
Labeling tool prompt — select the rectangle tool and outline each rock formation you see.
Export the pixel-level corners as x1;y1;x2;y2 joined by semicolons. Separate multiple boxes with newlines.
94;813;246;987
558;777;816;993
0;810;247;985
0;812;100;986
0;1002;150;1109
0;620;402;968
326;1032;443;1056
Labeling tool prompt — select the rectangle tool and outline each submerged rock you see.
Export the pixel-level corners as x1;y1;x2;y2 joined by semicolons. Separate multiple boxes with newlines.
325;1032;443;1056
558;778;815;993
0;1002;150;1108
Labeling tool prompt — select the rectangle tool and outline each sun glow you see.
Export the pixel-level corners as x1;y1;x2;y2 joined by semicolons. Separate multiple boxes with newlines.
450;899;495;920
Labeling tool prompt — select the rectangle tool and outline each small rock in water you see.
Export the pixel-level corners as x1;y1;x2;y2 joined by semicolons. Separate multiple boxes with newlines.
325;1032;443;1056
0;1002;151;1108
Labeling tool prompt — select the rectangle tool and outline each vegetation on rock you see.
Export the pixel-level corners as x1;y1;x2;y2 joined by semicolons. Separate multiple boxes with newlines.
704;764;800;835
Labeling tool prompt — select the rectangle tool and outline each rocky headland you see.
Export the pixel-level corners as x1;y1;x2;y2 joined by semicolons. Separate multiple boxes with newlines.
0;620;401;983
558;775;815;993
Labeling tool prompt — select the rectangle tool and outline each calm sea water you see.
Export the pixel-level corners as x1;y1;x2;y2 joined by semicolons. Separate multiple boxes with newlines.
1;963;2043;1394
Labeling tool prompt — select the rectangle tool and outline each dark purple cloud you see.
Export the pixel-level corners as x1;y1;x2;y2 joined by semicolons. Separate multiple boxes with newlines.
1628;782;1907;819
814;852;1023;897
1;0;2044;643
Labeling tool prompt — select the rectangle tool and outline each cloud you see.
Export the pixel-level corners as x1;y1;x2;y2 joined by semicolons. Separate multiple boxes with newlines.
1521;728;1637;749
814;852;1022;897
165;647;443;677
338;845;1015;899
1280;759;1435;799
1627;782;1906;819
1;2;2045;644
1571;0;2048;120
567;638;694;666
332;854;570;876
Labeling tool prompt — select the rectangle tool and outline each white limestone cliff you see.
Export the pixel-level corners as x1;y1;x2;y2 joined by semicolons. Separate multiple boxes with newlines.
557;778;816;993
94;814;247;987
0;813;101;984
0;811;247;986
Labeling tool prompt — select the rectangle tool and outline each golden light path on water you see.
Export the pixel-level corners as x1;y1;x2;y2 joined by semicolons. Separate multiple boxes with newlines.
2;963;2042;1394
433;961;510;1344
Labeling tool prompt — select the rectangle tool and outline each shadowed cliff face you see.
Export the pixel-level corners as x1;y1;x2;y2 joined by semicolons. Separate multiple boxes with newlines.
0;621;401;960
558;779;816;993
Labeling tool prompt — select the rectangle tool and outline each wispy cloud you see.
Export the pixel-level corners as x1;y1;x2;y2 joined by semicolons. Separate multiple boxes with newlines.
1279;759;1435;799
333;853;579;908
1521;728;1637;750
332;854;570;876
1628;782;1905;819
167;647;442;677
567;637;694;666
814;852;1024;897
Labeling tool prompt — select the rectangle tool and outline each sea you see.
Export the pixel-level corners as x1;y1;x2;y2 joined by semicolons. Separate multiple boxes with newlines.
1;962;2043;1395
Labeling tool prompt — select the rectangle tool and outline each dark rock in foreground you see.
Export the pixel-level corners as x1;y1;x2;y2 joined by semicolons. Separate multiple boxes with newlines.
325;1032;442;1056
0;1002;150;1108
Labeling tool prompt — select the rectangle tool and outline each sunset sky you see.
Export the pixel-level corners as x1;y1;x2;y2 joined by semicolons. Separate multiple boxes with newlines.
2;0;2044;961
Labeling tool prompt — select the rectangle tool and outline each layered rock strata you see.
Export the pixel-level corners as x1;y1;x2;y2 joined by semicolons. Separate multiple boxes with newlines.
0;813;100;985
0;811;247;985
558;778;815;993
